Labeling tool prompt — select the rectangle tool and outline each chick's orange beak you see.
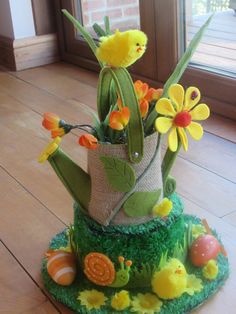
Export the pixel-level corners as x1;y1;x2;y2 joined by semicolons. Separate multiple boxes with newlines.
136;47;142;53
175;269;183;275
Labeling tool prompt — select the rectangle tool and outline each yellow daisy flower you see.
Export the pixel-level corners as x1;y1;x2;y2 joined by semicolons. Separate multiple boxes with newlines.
185;274;203;296
38;137;61;163
203;259;219;280
77;289;107;310
131;293;162;314
155;84;210;152
153;198;173;217
111;290;131;311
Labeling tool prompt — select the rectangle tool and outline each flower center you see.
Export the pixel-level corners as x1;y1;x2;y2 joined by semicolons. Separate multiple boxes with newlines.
173;111;192;127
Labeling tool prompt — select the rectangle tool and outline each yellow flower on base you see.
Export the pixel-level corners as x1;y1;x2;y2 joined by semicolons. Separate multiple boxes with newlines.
155;84;210;152
153;198;173;218
203;259;219;280
131;293;162;314
111;290;130;311
38;137;61;163
192;224;206;239
185;274;203;296
77;289;107;310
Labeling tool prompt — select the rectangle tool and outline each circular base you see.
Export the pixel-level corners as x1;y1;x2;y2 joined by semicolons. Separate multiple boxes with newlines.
42;215;229;314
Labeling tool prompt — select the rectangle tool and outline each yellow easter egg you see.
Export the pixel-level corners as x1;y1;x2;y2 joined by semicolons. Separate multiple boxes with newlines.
46;250;76;286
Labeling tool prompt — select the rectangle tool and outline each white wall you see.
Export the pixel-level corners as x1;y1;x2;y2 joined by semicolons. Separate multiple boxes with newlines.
9;0;35;39
0;0;35;39
0;0;14;38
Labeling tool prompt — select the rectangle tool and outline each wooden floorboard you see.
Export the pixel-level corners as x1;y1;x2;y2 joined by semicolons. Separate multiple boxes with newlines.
0;241;58;313
187;10;236;74
0;63;235;313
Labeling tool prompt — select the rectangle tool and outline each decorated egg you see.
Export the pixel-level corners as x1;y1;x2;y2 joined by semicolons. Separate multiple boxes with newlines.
190;234;221;267
46;250;76;286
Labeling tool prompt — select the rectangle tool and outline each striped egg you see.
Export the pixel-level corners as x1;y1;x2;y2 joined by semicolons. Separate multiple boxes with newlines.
46;250;76;286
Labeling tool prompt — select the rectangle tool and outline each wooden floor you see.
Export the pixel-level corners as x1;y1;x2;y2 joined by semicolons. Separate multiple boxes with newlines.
187;10;236;75
0;62;236;313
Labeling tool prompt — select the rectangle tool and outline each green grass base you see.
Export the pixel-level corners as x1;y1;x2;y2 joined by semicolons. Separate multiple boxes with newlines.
42;215;229;314
71;193;185;276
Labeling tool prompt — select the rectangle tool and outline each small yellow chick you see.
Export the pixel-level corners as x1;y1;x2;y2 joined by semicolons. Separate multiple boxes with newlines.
202;259;219;280
96;29;147;68
152;198;173;218
152;258;187;300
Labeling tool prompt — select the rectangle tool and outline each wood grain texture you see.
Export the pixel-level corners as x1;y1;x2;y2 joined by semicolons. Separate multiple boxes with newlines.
0;63;235;313
0;242;58;313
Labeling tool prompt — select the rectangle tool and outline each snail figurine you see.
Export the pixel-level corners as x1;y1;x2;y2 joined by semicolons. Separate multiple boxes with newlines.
84;252;132;287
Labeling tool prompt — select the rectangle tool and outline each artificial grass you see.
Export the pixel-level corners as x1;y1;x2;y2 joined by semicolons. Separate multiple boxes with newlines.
72;194;185;272
42;213;229;313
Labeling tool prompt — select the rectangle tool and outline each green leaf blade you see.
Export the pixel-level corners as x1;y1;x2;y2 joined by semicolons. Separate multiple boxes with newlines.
62;9;103;68
124;189;162;217
100;156;136;192
145;14;214;133
93;23;106;37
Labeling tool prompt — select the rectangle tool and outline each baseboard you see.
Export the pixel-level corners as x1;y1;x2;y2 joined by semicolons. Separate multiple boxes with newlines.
0;33;60;71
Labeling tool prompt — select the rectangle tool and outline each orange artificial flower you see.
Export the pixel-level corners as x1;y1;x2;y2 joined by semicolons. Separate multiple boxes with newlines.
134;80;149;100
42;112;60;130
51;128;66;138
145;87;163;102
78;134;98;149
109;107;130;130
134;80;163;118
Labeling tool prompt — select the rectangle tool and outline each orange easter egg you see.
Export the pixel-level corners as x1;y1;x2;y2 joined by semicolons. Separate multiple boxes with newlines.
190;235;221;267
46;250;76;286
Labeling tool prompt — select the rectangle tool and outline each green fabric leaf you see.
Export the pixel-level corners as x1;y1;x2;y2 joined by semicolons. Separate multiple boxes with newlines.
104;16;112;35
100;156;136;192
145;14;213;133
97;67;144;163
62;9;103;68
92;23;106;37
124;189;162;217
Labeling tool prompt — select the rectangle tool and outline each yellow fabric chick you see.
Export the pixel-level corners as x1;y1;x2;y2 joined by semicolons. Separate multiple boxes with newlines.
153;198;173;218
202;259;219;280
152;258;187;300
96;29;147;68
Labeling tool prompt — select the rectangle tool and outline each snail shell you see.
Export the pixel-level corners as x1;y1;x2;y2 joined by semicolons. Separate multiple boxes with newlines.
84;252;115;286
46;250;76;286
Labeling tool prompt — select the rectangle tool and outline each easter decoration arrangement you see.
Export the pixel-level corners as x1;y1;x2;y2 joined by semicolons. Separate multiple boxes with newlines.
38;9;229;314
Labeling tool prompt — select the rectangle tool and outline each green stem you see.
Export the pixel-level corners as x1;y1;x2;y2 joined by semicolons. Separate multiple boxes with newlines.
106;134;161;225
162;143;181;184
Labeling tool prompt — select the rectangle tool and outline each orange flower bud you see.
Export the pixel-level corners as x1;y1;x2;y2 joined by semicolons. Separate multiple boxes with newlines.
78;134;98;149
51;127;66;138
42;112;60;130
134;80;149;100
109;107;130;130
145;88;163;102
139;99;149;118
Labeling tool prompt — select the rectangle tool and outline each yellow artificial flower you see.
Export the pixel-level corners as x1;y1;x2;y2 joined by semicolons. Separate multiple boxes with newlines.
192;224;206;239
185;274;203;296
38;137;61;163
77;289;107;310
131;293;162;314
152;198;173;217
203;259;219;280
155;84;210;152
111;290;131;311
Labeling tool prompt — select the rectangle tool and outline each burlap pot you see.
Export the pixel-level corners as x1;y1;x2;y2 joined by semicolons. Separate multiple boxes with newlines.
88;132;163;226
